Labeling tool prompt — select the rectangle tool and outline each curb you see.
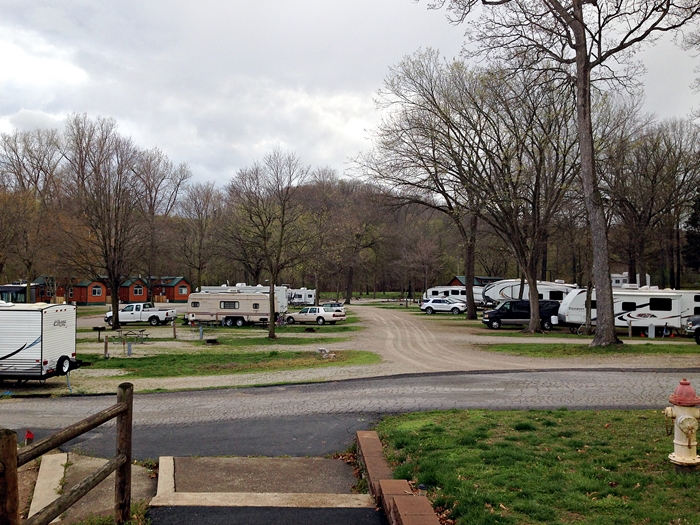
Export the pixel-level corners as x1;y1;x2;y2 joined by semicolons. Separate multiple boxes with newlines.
356;431;439;525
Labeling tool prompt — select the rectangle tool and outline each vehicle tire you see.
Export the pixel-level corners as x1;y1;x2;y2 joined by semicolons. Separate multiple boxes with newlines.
541;319;553;331
57;356;70;376
569;326;577;334
317;317;326;325
451;307;460;315
425;307;434;315
149;316;160;327
225;317;234;327
488;319;501;329
286;317;295;325
235;318;245;327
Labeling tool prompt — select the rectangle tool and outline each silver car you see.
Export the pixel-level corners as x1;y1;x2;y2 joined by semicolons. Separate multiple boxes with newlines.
420;297;467;315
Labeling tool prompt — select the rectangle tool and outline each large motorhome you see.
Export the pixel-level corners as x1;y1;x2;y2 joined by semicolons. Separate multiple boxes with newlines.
198;284;289;313
482;279;578;304
186;292;277;326
0;301;79;380
557;286;700;331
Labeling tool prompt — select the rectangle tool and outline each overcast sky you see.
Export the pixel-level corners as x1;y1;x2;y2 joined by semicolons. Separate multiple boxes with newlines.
0;1;697;184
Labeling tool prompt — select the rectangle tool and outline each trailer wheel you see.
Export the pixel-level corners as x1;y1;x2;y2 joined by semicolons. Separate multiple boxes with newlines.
57;356;70;375
225;317;234;327
149;316;160;326
235;318;245;327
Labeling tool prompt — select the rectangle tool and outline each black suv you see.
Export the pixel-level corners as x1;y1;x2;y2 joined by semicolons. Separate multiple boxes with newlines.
482;300;560;330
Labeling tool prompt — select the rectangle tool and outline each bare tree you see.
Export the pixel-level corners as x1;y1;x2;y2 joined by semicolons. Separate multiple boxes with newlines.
223;148;311;338
133;147;191;297
61;114;145;329
176;182;222;291
427;0;700;343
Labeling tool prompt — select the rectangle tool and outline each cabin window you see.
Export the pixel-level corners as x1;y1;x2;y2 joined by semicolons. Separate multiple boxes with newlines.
621;302;637;311
134;285;144;296
650;298;673;311
190;301;200;308
253;303;260;309
178;286;188;295
220;301;239;309
549;291;564;301
91;286;102;297
694;295;700;302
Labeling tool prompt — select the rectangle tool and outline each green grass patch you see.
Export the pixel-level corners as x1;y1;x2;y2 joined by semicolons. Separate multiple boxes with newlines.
377;409;697;525
479;342;700;357
76;306;110;318
81;349;380;378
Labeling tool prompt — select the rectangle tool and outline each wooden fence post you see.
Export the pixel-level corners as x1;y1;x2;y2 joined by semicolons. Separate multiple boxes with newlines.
0;429;19;525
114;382;133;524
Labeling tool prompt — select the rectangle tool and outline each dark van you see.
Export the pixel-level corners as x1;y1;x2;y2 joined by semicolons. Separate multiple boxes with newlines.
481;300;560;330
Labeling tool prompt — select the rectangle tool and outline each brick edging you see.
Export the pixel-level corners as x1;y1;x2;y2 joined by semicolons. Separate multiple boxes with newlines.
356;431;440;525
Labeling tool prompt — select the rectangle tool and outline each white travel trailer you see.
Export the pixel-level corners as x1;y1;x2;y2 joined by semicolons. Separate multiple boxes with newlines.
198;284;289;313
422;286;484;305
186;292;277;327
482;279;578;304
557;287;692;330
288;288;316;306
0;301;79;380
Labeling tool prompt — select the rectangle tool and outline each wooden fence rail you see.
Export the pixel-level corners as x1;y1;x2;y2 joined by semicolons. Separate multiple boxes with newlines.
0;382;133;525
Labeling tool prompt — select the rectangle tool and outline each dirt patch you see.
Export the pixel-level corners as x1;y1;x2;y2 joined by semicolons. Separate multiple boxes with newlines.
18;459;40;520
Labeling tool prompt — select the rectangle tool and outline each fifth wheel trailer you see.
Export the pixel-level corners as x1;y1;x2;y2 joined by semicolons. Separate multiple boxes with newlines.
0;301;79;381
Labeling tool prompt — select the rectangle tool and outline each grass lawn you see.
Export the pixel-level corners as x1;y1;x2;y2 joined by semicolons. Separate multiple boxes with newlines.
377;409;698;525
82;349;380;378
480;343;700;357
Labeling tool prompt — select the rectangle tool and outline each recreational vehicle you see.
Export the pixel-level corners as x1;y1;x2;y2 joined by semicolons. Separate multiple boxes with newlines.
422;286;485;305
288;288;316;306
198;284;289;313
482;279;578;304
557;287;696;331
186;292;277;327
0;301;79;380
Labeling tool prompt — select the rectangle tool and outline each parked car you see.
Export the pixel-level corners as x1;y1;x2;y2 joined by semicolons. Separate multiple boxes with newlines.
685;315;700;344
286;306;346;325
420;297;467;315
481;299;560;330
322;302;346;314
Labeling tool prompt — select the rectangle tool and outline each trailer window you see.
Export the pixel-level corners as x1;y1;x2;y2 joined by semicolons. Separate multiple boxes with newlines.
549;291;564;301
450;290;459;295
621;302;636;311
695;307;700;315
220;301;239;309
91;286;102;297
431;291;438;296
649;298;673;311
190;302;200;308
695;295;700;302
253;303;260;309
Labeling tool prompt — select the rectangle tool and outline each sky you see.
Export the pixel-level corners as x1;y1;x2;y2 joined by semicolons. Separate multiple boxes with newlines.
0;0;698;185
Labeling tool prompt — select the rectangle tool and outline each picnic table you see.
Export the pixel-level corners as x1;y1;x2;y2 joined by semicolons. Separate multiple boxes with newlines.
116;328;149;343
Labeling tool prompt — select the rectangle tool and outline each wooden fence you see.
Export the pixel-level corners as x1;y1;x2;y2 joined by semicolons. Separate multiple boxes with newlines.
0;383;133;525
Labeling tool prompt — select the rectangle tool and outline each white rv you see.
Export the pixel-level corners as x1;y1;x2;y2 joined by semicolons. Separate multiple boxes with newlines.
198;284;289;313
186;292;277;326
422;286;484;305
482;279;578;304
288;288;316;306
0;301;79;380
557;287;693;330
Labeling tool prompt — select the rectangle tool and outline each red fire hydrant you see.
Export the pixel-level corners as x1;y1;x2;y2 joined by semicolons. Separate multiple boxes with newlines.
664;379;700;473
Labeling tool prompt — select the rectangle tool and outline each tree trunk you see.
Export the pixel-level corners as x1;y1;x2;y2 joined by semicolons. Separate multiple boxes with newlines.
345;266;354;305
110;281;121;330
268;275;277;339
573;12;621;346
463;213;478;320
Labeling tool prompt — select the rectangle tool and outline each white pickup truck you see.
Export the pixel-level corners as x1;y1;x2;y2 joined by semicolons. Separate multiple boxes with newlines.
104;302;178;326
